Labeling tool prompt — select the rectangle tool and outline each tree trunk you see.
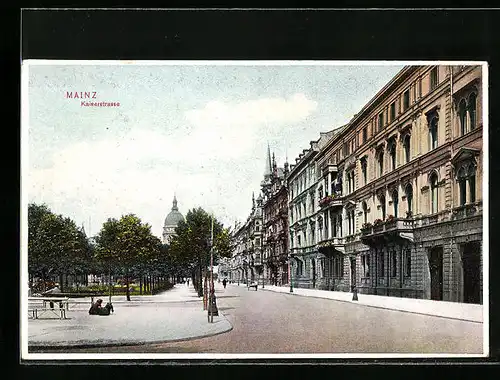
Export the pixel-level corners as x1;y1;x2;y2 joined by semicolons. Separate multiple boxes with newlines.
139;276;143;295
59;274;64;292
126;269;131;301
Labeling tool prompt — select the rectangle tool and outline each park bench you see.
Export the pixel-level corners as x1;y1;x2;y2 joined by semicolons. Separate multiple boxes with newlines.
28;297;69;319
247;281;258;291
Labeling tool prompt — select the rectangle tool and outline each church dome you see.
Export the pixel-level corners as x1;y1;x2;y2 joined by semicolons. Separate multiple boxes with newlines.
164;196;185;227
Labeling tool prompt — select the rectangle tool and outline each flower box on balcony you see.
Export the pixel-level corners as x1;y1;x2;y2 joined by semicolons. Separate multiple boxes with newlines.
319;195;335;208
373;219;384;226
386;215;395;222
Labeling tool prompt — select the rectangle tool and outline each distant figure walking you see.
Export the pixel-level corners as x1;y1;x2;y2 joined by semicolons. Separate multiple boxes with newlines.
222;279;227;289
187;279;190;287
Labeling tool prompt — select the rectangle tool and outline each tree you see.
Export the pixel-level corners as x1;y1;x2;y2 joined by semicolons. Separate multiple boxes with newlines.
94;214;160;301
168;207;231;297
28;203;91;292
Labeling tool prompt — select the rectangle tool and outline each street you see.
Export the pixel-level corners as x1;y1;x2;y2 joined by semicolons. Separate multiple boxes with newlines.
38;283;483;354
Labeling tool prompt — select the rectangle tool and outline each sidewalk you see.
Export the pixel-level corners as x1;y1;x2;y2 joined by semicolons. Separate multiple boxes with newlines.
28;283;233;349
254;284;483;323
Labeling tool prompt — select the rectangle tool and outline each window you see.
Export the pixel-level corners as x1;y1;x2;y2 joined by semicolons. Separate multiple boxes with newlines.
430;117;438;149
379;251;385;277
390;102;396;121
404;249;411;277
362;127;367;143
459;99;467;135
380;195;386;220
403;90;410;111
378;151;384;176
430;67;439;90
469;172;476;203
404;134;411;163
361;159;368;184
362;201;368;224
366;255;370;277
458;167;467;206
378;112;384;131
256;237;261;246
430;173;439;214
297;235;301;247
392;190;399;218
468;93;477;130
391;251;397;277
405;184;413;217
389;143;396;170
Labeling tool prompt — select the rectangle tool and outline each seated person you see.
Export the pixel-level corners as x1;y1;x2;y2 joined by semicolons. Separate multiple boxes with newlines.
89;299;113;316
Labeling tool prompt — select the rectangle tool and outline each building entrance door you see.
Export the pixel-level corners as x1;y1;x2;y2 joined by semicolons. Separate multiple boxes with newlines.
350;256;356;292
429;247;443;301
311;259;316;288
462;241;481;304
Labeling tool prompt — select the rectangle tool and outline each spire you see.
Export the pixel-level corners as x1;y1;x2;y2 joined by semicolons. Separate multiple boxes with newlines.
172;195;178;211
252;191;255;209
264;143;272;177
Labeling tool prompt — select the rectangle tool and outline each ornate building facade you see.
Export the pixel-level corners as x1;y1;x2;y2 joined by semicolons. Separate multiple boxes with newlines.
162;196;185;244
288;65;484;304
287;128;346;290
261;146;290;286
228;193;264;284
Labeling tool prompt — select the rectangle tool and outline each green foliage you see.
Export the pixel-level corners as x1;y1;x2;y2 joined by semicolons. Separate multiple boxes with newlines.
28;203;92;280
94;214;161;276
169;207;231;270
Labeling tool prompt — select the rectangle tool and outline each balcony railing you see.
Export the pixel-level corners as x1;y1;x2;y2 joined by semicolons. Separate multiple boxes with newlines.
452;202;482;220
316;236;345;248
361;218;414;237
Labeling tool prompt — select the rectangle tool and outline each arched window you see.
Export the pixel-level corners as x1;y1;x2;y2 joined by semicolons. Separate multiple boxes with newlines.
468;92;477;131
380;194;386;220
389;143;397;170
405;184;413;217
457;166;467;206
378;151;384;176
362;201;368;224
458;99;467;135
430;117;438;150
430;172;439;214
404;134;411;163
468;164;476;203
392;190;399;218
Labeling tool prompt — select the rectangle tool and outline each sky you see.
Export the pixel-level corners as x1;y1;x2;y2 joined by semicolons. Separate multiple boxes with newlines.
24;61;404;239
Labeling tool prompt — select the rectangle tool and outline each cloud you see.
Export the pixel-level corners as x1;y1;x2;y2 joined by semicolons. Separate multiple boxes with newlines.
27;93;319;236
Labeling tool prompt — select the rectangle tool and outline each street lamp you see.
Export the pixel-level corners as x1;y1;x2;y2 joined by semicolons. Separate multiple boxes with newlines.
208;214;219;322
289;252;293;293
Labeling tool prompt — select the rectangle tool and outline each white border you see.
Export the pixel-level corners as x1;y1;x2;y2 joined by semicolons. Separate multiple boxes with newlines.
21;60;489;361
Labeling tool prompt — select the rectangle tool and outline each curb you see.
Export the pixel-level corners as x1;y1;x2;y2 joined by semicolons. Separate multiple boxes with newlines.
29;318;234;350
259;288;482;324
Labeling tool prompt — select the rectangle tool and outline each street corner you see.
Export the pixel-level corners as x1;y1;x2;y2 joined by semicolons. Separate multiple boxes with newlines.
27;303;234;350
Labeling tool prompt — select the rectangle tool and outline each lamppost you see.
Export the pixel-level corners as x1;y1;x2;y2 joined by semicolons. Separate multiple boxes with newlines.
351;256;358;301
289;251;293;293
208;214;219;322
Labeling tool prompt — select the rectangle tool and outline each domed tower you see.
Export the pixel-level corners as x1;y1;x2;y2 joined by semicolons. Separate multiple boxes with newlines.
162;195;185;244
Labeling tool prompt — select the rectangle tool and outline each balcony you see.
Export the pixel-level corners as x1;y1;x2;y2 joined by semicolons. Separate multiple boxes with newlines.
318;194;343;209
360;218;415;245
452;202;482;221
316;236;345;254
322;163;338;177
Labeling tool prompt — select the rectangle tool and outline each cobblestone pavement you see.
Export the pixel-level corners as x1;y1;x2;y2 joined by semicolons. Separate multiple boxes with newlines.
36;282;484;354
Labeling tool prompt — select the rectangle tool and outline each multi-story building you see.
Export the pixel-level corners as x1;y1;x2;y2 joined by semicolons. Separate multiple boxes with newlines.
288;65;484;304
228;192;264;284
261;146;290;286
287;128;344;289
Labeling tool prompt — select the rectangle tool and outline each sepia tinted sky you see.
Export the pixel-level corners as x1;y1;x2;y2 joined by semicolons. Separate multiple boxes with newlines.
24;61;404;237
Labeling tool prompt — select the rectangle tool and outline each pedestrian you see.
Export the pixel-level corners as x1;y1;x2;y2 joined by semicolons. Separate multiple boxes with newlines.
222;278;227;289
187;278;190;287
